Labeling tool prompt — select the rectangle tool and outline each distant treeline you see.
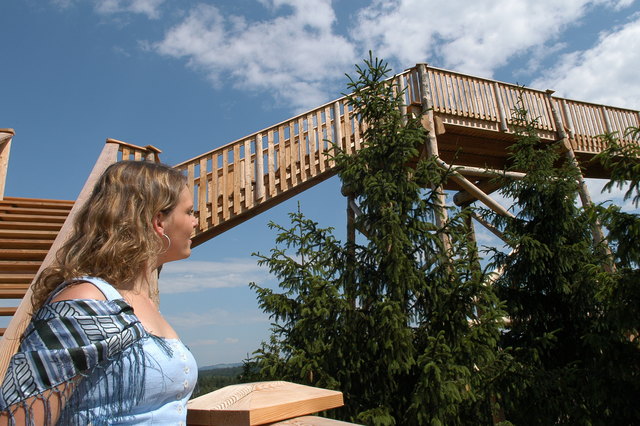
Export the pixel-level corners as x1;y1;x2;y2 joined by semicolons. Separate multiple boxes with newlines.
192;366;243;398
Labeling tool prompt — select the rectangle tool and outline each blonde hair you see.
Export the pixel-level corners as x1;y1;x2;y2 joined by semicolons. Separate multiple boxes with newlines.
32;161;187;310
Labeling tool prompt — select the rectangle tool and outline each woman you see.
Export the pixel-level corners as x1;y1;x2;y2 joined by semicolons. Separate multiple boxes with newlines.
0;161;198;425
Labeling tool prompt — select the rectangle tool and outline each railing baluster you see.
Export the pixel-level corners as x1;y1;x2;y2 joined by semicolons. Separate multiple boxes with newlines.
324;106;335;168
278;125;288;192
267;130;276;197
210;153;220;226
307;113;317;175
255;134;265;202
244;139;253;209
199;157;208;230
222;149;230;221
298;117;307;182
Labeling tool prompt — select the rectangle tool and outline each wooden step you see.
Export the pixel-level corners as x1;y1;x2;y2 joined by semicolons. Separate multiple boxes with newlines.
0;229;58;240
0;213;67;223
0;240;53;250
0;207;70;216
0;307;17;316
0;274;35;284
0;197;74;209
0;286;29;299
0;249;49;260
0;221;63;231
0;260;41;272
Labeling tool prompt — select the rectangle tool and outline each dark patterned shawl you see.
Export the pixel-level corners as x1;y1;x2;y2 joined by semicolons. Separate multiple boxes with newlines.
0;297;148;425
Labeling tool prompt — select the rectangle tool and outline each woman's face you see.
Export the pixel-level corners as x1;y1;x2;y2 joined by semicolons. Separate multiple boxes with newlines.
157;186;197;265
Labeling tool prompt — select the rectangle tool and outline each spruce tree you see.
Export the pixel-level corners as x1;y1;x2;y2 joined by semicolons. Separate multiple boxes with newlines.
245;55;506;425
490;104;640;423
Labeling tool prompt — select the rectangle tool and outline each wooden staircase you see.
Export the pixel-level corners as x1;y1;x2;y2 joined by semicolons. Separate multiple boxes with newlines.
0;197;74;336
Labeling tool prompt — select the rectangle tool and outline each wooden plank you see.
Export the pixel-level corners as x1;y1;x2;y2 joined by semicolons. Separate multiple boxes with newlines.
267;130;276;197
233;144;241;215
0;221;62;231
333;102;343;153
0;274;35;284
255;133;265;201
0;308;17;316
271;416;358;425
0;249;49;260
210;154;220;227
306;114;317;177
0;239;55;249
318;111;327;173
187;381;344;426
324;106;334;168
222;149;230;221
0;213;67;223
0;207;71;216
0;229;58;239
199;157;208;231
187;163;195;205
244;140;253;209
298;117;307;183
342;102;353;155
352;106;361;152
0;260;41;272
278;126;288;192
289;121;298;187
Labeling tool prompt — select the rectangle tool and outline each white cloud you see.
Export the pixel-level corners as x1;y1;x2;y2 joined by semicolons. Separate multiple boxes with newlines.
158;259;270;293
50;0;165;18
351;0;613;77
532;16;640;109
153;1;356;111
95;0;165;19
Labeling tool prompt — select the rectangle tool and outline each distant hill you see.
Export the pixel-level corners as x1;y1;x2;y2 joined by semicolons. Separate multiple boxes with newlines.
199;362;243;371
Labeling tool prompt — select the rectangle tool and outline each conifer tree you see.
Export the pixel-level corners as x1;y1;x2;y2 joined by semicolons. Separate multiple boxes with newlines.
490;104;640;423
245;55;506;425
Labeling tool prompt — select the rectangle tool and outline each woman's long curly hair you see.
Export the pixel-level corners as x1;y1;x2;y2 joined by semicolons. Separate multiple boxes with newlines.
31;160;187;311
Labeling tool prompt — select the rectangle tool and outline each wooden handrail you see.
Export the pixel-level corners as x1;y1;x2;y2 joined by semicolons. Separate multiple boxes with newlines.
0;139;161;380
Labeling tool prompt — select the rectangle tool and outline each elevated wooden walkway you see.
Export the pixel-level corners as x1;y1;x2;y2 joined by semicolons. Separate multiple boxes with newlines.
173;64;639;247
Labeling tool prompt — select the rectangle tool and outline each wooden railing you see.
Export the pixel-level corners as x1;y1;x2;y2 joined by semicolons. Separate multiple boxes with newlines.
417;65;640;151
176;65;640;245
174;95;364;245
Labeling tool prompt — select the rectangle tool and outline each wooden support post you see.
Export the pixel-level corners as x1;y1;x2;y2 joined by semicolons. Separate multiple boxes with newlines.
0;129;15;201
417;63;452;253
560;99;575;140
436;158;515;219
546;91;613;269
471;212;510;246
492;83;509;132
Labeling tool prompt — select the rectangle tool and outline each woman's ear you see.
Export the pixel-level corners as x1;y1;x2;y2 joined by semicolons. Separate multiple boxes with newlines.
152;211;166;237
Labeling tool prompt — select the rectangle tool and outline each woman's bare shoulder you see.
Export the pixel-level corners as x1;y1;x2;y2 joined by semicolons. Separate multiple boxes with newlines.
49;281;107;303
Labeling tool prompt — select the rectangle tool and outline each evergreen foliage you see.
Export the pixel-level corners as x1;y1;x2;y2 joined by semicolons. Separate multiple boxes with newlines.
489;102;640;423
245;55;506;425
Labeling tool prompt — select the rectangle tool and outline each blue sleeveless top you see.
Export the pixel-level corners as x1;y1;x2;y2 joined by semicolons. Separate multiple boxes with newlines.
58;277;198;425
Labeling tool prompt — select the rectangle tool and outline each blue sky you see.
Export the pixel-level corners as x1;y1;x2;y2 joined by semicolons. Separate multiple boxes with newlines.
2;0;639;366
